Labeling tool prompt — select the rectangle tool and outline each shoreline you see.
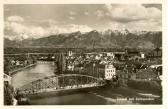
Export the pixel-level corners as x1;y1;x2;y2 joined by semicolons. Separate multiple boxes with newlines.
10;63;37;76
28;86;102;99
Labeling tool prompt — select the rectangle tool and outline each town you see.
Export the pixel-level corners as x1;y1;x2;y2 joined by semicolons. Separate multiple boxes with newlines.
4;47;162;105
3;3;163;105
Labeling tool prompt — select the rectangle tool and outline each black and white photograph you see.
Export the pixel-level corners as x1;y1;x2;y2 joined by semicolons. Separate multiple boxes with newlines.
3;3;164;105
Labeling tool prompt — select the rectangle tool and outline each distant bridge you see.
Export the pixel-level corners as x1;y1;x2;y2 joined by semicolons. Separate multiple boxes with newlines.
4;53;63;56
36;61;55;64
18;74;105;95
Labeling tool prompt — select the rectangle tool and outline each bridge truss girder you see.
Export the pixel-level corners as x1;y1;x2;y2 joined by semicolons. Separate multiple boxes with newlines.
18;74;105;94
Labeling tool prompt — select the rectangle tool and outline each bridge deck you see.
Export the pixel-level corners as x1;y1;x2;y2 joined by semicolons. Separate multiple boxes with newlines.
18;74;106;95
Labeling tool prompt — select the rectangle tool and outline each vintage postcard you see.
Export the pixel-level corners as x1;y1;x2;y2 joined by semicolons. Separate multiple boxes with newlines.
1;0;167;108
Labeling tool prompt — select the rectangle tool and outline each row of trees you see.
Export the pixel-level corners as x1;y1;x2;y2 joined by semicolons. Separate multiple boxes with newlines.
4;55;37;75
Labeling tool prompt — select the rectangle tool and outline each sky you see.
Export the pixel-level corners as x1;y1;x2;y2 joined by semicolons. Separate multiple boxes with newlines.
4;4;162;40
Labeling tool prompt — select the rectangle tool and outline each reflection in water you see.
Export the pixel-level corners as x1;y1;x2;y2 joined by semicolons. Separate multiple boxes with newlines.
30;93;110;105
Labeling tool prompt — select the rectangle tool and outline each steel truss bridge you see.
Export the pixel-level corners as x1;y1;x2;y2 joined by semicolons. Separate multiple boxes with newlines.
18;74;105;95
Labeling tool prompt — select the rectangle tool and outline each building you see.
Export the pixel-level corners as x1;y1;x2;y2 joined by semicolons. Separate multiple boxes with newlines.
136;68;158;80
84;63;116;80
67;64;74;71
68;50;73;57
116;70;129;86
153;48;162;57
113;52;125;61
147;48;162;58
104;64;116;80
106;52;115;59
140;52;145;58
125;49;141;60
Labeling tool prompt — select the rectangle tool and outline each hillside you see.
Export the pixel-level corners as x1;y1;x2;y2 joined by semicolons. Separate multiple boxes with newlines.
4;30;162;49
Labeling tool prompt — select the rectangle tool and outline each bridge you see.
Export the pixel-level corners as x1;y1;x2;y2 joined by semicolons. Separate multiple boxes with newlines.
18;74;105;95
4;52;106;95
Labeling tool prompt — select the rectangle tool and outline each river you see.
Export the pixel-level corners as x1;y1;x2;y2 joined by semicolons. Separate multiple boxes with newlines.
11;61;112;105
12;62;55;89
11;61;160;105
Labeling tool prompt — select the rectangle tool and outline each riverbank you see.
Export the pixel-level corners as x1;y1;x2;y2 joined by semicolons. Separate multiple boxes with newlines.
127;79;162;95
27;86;102;99
90;86;162;104
28;86;162;105
10;63;37;76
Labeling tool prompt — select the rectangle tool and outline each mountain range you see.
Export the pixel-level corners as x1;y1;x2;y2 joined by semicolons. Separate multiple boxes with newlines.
4;29;162;49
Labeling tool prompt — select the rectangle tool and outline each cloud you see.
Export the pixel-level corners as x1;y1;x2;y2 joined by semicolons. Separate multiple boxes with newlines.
105;4;162;23
143;4;162;10
95;10;104;18
69;11;77;15
108;19;161;31
69;16;75;20
69;11;77;20
5;16;92;40
5;21;49;39
84;11;89;15
63;24;92;33
47;19;59;25
7;16;24;22
104;4;162;31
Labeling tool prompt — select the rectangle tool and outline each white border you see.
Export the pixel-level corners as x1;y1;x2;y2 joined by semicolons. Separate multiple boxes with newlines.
0;0;167;109
2;0;164;4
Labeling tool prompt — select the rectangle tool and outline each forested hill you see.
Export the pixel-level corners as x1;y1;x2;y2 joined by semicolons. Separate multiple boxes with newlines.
4;30;162;49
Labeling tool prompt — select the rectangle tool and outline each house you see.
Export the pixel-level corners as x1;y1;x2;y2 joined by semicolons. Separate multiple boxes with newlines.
116;70;129;86
125;49;140;60
136;68;158;80
147;48;162;58
74;64;84;73
84;63;116;80
153;48;162;57
106;52;115;59
140;52;145;58
113;52;125;61
104;64;116;80
116;68;138;86
95;55;101;60
67;64;74;71
16;60;20;66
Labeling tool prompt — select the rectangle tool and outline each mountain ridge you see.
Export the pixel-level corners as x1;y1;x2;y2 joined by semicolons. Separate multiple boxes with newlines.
4;30;162;49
